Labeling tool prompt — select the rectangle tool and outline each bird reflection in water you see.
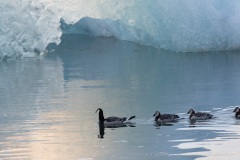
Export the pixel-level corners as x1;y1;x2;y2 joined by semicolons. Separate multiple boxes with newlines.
154;122;175;129
188;119;214;128
98;123;105;139
188;119;197;127
98;122;136;139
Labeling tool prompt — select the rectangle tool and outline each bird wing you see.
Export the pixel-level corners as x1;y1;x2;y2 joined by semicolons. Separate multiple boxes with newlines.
195;112;212;118
160;114;175;120
105;116;127;122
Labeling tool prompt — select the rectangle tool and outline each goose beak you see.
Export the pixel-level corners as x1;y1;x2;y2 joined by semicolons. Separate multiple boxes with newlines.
233;108;237;112
95;108;99;113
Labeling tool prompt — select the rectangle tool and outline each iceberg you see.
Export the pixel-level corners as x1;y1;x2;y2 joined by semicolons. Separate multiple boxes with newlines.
0;0;62;60
1;0;240;60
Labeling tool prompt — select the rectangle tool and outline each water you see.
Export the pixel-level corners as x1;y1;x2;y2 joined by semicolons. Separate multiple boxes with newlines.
1;35;240;159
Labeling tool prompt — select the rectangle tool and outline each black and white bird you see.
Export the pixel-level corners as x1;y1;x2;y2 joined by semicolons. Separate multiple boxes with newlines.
187;109;213;120
153;111;180;123
233;107;240;118
95;108;135;125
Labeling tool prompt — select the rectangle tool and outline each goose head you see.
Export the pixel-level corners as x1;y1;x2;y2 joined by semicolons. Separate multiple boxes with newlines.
96;108;103;113
96;108;105;122
233;107;240;113
153;111;161;121
187;109;195;115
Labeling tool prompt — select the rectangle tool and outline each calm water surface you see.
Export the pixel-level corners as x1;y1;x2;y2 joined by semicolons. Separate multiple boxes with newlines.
1;35;240;160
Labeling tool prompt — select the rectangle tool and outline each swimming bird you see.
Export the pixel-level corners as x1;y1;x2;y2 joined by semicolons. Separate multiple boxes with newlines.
95;108;135;125
153;111;180;123
233;107;240;118
187;109;213;120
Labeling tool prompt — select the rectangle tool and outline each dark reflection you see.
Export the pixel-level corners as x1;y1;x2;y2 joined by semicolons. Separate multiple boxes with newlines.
153;121;176;128
188;119;214;127
189;120;197;127
98;122;136;139
105;123;136;128
98;123;105;139
153;118;185;128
